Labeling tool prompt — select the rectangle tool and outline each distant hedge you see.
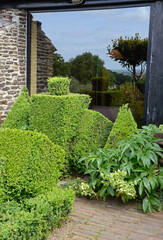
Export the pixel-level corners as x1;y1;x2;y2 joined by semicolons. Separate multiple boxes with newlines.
29;94;90;150
0;187;75;240
0;129;65;201
1;87;30;129
81;90;124;107
68;109;113;172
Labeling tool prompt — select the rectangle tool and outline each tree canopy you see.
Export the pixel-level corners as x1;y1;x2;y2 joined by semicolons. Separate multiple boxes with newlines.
70;52;104;84
107;33;148;83
53;53;71;77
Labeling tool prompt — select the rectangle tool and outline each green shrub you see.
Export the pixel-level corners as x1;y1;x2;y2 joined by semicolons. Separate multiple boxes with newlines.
62;178;96;199
0;129;65;201
29;94;90;150
68;109;113;172
81;125;163;213
81;90;124;106
0;187;75;240
1;87;30;129
48;76;71;95
101;170;136;202
159;125;163;133
105;104;137;148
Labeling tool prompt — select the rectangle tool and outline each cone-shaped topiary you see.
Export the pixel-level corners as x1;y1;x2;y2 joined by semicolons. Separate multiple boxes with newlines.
105;104;137;148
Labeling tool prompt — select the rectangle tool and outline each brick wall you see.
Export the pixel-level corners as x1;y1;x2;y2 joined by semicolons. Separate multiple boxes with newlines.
0;8;27;121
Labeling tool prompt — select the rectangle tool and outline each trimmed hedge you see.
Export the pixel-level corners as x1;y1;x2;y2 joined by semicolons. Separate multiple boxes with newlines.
68;109;113;172
0;187;75;240
48;77;71;95
29;94;91;150
1;87;30;129
105;104;137;148
0;129;65;201
81;90;124;107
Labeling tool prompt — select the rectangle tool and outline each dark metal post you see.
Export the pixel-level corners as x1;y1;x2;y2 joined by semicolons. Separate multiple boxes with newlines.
144;0;163;125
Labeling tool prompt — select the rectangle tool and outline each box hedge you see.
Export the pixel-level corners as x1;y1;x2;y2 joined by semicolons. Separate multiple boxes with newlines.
81;90;124;107
0;129;65;201
105;104;137;148
68;109;113;172
1;87;30;129
48;76;71;95
29;94;90;150
0;187;75;240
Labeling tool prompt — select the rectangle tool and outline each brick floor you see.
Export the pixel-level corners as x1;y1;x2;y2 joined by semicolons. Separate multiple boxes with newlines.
47;197;163;240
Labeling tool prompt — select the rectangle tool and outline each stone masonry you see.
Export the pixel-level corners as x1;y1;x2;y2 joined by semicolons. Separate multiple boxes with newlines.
0;8;27;121
36;21;56;93
0;9;56;121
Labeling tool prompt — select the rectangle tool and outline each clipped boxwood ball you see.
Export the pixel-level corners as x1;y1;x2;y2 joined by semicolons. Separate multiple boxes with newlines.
0;129;65;201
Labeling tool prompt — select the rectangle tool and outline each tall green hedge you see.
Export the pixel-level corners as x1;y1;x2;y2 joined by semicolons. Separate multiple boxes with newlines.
0;187;75;240
1;87;30;129
29;94;90;150
68;109;113;172
105;104;137;148
0;129;65;201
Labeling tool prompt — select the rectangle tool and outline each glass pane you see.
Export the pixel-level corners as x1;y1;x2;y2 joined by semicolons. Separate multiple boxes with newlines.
31;6;150;126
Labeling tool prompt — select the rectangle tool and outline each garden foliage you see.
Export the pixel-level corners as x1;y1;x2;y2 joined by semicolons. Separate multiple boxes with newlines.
1;87;30;129
105;104;137;148
48;76;70;95
69;109;113;172
0;188;75;240
62;178;96;199
81;125;163;212
29;94;90;150
0;128;65;201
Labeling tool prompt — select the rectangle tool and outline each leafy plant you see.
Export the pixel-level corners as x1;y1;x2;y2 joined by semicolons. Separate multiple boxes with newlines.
159;125;163;133
62;178;96;199
105;104;137;148
81;124;163;213
100;170;136;202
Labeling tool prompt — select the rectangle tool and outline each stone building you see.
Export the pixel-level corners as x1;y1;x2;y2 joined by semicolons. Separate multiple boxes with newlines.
0;9;56;121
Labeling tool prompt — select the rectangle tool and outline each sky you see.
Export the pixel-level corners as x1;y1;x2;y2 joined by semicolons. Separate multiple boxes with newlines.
33;6;150;70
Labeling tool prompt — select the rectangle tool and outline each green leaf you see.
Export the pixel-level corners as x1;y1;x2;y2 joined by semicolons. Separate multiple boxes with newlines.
107;186;115;196
143;197;149;212
143;178;151;193
100;186;107;197
139;181;143;196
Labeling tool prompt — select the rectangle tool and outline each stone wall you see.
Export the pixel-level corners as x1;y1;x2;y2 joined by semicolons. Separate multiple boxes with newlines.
36;21;56;93
0;8;27;121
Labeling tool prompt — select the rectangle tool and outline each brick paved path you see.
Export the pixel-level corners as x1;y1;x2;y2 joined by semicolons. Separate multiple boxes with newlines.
48;197;163;240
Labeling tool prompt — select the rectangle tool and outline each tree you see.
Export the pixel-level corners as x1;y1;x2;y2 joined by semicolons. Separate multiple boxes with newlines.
107;33;148;83
70;52;104;84
53;53;71;77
